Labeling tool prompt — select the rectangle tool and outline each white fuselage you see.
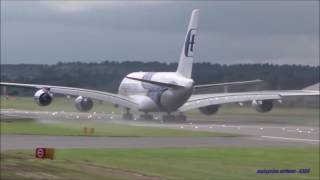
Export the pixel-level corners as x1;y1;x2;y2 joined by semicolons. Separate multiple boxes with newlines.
118;72;194;112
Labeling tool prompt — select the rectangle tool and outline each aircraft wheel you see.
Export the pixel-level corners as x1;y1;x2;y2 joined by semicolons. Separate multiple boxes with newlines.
139;114;154;121
162;114;175;122
176;115;187;122
122;113;133;120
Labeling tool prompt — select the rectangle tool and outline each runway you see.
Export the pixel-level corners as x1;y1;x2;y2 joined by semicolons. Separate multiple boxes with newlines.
1;109;319;151
1;134;315;151
132;121;319;143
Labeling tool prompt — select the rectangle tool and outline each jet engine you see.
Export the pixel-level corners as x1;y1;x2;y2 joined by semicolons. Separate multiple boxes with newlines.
252;100;273;113
198;105;220;115
34;89;53;106
74;96;93;112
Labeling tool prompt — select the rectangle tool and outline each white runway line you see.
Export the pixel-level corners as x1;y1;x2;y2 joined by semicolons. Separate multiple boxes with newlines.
261;136;320;142
286;130;318;134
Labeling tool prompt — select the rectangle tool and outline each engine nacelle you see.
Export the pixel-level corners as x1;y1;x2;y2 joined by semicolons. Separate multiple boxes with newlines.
199;105;220;115
252;100;273;113
74;96;93;112
34;89;53;106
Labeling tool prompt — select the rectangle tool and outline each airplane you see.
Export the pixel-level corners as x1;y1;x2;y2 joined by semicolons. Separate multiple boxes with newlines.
1;9;319;122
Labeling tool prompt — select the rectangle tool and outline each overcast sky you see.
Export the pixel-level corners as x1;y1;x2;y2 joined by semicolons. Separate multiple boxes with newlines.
1;1;319;65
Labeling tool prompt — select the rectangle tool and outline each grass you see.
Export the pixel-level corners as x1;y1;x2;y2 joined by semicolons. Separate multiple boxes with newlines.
0;119;230;137
1;147;319;179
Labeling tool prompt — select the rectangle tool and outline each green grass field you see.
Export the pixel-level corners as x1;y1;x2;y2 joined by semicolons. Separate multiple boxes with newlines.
1;147;319;180
0;119;231;137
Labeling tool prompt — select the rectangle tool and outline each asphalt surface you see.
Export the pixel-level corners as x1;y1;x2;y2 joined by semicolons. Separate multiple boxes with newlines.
1;109;319;151
1;134;315;151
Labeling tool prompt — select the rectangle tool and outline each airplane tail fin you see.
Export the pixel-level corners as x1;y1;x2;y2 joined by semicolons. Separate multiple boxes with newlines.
176;9;199;78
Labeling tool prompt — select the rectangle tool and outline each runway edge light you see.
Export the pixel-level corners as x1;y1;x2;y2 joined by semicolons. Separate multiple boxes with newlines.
35;148;55;160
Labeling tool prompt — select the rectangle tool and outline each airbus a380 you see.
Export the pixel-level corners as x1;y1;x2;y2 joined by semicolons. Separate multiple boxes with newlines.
1;9;319;121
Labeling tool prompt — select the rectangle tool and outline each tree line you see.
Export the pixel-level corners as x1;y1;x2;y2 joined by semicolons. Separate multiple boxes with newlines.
1;61;319;95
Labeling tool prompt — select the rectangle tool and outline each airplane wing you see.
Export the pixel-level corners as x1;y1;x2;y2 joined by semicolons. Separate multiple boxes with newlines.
179;90;319;112
0;82;139;110
193;79;263;94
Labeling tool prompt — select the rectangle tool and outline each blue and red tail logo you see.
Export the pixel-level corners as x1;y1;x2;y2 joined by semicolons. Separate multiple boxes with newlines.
184;29;197;57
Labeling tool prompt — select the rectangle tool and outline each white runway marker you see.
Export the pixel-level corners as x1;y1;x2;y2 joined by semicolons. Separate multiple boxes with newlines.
287;130;309;134
261;136;320;142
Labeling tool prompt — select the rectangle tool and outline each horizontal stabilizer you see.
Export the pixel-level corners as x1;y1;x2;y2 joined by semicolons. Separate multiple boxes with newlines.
194;79;263;90
126;76;183;88
303;83;319;91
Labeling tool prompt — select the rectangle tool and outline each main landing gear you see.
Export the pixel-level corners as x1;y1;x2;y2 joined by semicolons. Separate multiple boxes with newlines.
139;113;154;121
162;113;187;123
122;108;133;120
121;109;187;122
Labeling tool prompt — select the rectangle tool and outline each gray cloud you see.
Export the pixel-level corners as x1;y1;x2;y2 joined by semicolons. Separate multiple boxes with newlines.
1;1;319;65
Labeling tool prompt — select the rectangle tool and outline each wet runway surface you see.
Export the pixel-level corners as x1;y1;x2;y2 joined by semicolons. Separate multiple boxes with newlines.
1;109;319;151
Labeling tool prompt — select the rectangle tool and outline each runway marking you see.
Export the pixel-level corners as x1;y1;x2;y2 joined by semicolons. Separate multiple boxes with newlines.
194;125;319;133
261;136;320;142
285;130;318;134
